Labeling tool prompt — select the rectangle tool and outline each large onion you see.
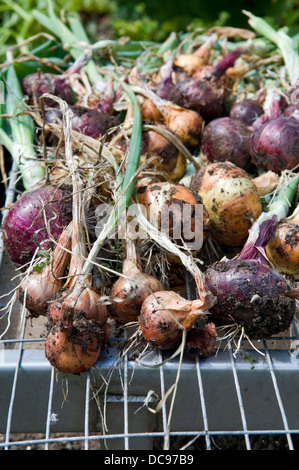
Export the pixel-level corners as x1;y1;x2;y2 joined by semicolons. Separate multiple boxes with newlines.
2;185;72;266
190;162;262;246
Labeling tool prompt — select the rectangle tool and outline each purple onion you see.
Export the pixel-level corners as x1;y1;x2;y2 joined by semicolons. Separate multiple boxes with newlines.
46;106;119;139
201;117;253;169
229;100;264;126
22;72;75;106
251;114;299;173
205;258;295;339
168;47;243;122
2;186;72;266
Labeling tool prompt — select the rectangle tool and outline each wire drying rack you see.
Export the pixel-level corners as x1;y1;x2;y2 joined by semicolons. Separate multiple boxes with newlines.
1;162;299;451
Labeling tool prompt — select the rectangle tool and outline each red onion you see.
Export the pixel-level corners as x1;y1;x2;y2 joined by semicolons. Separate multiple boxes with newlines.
201;117;253;169
45;106;119;140
229;100;264;126
2;185;72;266
251;114;299;173
204;258;295;339
168;47;243;122
22;71;75;106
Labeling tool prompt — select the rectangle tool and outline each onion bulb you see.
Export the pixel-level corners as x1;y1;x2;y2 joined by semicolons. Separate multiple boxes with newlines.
201;117;253;169
266;205;299;279
2;185;72;267
229;100;264;126
205;258;296;339
190;162;262;246
137;181;210;250
17;222;72;318
140;290;208;350
110;238;164;323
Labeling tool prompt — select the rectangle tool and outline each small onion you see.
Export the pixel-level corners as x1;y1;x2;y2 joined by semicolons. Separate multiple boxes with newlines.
201;117;253;169
110;238;164;324
2;185;72;267
229;100;264;126
190;162;262;246
140;290;207;350
205;258;295;339
22;71;75;106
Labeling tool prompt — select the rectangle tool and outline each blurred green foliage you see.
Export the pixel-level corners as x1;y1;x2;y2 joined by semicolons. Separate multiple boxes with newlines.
0;0;299;55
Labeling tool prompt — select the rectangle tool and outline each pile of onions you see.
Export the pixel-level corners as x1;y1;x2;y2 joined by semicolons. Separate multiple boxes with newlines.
168;47;243;122
251;110;299;173
137;181;210;250
110;237;163;324
201;117;253;169
190;162;262;246
2;185;72;267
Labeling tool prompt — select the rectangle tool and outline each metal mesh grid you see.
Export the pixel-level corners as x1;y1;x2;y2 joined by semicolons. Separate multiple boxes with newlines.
1;163;299;451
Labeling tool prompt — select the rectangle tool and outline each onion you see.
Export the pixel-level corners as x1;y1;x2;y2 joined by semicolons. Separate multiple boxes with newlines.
22;71;75;106
129;68;204;147
205;258;295;339
137;181;210;250
168;47;243;122
251;113;299;173
201;117;253;169
17;222;72;318
266;205;299;279
110;238;164;324
190;162;262;246
139;290;208;350
45;105;119;140
251;171;279;197
229;100;264;126
45;104;109;374
2;185;72;266
173;34;217;76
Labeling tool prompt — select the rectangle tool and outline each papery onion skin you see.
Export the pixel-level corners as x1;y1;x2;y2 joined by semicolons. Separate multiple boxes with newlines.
2;186;72;267
190;162;262;246
205;258;295;339
266;221;299;279
201;117;253;169
251;115;299;173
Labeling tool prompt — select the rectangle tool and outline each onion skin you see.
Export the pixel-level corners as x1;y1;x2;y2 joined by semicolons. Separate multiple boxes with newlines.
229;100;264;126
2;186;72;267
204;258;296;339
251;115;299;173
266;221;299;279
201;117;253;169
190;162;262;246
140;291;206;350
